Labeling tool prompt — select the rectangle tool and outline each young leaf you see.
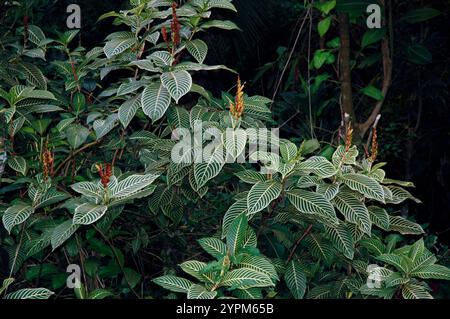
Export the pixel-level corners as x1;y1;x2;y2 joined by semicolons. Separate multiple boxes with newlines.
280;140;298;163
313;50;334;69
73;92;86;115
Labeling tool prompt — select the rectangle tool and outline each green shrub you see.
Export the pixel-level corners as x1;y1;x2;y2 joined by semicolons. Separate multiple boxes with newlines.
0;0;449;299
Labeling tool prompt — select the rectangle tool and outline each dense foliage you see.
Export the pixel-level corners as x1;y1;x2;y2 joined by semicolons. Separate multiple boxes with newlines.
0;0;449;299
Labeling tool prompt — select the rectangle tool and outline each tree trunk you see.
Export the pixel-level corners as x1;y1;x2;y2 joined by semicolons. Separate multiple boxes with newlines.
338;13;356;125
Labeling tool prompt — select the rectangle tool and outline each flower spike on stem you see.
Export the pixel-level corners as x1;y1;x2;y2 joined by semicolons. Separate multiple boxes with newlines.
345;122;353;152
229;76;245;120
162;26;170;51
170;2;181;52
369;114;381;162
96;163;112;188
42;141;54;181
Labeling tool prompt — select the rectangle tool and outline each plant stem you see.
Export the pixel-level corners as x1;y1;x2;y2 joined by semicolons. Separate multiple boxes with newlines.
54;140;101;176
286;224;313;264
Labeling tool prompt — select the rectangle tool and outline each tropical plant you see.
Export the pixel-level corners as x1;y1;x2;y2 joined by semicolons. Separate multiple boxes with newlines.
153;117;450;299
360;238;450;299
0;0;449;300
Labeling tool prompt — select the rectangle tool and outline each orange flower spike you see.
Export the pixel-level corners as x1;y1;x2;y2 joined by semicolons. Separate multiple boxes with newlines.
229;76;245;120
106;163;112;174
96;163;111;188
105;163;112;182
235;76;245;118
229;100;236;117
50;150;55;177
42;156;48;181
345;124;353;152
42;142;54;181
170;2;180;47
162;26;168;43
161;26;170;51
370;127;378;162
